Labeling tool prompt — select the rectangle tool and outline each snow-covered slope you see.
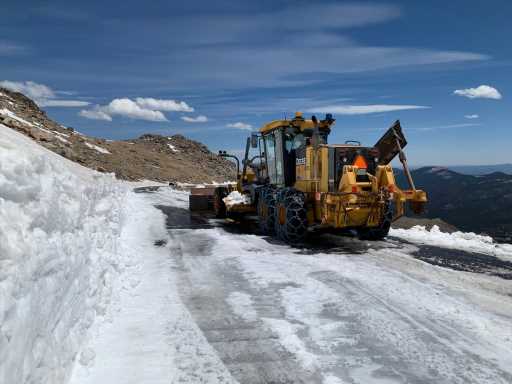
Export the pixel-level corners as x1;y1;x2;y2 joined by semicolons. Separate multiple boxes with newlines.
0;124;127;383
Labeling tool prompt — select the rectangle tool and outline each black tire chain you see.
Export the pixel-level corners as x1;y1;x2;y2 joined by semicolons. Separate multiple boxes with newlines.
257;186;276;235
275;188;308;244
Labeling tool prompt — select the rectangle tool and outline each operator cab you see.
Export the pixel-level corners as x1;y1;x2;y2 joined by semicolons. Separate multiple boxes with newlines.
252;113;408;193
222;112;408;196
259;112;334;187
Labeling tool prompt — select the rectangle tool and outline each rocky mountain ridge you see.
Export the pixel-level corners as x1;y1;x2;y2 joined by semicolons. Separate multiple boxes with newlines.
396;166;512;242
0;88;235;183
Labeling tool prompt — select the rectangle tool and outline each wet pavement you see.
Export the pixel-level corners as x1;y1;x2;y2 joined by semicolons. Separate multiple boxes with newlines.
411;245;512;280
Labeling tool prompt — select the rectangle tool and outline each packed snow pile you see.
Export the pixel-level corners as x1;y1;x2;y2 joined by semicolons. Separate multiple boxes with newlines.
223;191;251;207
390;225;512;261
0;125;127;383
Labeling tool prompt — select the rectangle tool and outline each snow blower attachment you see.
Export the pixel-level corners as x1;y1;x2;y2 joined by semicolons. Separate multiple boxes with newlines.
190;113;427;243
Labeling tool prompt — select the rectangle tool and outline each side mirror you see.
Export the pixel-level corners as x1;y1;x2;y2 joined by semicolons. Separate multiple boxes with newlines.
251;133;258;148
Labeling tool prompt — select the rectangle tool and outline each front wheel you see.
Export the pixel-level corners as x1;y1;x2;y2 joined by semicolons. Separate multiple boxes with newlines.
274;188;308;244
257;187;276;235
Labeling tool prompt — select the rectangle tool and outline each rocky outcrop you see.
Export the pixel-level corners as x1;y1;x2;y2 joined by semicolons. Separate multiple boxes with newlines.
0;88;236;183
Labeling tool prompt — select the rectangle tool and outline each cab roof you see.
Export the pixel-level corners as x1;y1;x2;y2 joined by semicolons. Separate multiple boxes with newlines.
259;112;335;134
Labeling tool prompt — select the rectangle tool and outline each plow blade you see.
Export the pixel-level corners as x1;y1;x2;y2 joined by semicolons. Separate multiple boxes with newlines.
374;120;408;165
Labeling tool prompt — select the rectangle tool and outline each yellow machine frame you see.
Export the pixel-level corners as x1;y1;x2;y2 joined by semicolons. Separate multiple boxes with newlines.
206;112;427;242
254;113;427;230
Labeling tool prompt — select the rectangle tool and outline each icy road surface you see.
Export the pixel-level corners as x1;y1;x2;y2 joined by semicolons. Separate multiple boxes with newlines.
75;187;512;384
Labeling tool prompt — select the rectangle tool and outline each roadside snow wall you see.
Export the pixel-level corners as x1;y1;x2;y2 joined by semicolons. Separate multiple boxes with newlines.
0;125;127;383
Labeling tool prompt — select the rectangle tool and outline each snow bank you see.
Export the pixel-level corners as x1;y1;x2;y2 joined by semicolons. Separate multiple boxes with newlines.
390;225;512;261
0;125;127;383
223;191;251;207
69;193;174;383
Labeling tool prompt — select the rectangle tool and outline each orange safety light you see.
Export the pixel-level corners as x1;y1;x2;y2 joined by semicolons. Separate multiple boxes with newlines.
353;155;368;169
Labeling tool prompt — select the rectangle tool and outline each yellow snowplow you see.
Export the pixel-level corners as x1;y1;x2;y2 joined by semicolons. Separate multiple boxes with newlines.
190;112;427;243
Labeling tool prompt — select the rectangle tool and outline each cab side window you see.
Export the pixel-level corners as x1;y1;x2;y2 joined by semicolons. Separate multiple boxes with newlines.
263;131;285;185
264;133;277;184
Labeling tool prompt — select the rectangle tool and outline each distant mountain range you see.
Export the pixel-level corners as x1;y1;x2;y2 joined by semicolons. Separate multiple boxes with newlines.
396;167;512;242
412;164;512;175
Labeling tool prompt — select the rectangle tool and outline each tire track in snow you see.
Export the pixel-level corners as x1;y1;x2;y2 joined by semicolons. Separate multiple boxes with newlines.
309;270;512;383
166;225;322;383
150;190;512;384
202;226;512;384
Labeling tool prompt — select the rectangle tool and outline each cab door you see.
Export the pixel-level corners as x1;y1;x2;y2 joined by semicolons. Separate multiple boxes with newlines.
263;130;285;186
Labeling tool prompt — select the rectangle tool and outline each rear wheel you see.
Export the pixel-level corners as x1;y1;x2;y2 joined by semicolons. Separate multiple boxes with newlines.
274;188;308;244
257;187;276;235
357;201;392;241
213;187;228;218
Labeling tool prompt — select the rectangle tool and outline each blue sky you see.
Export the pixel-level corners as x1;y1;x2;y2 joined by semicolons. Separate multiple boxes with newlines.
1;0;510;165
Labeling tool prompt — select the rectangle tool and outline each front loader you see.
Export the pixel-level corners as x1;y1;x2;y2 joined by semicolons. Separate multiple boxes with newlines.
190;112;427;243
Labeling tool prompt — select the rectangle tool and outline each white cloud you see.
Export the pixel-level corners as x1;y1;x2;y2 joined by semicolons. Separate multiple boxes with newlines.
159;12;489;89
306;104;430;115
104;98;167;121
413;123;480;131
279;4;401;29
181;115;208;123
453;85;502;100
38;100;90;107
80;97;195;122
464;114;479;119
0;80;90;108
227;122;253;130
79;108;112;121
0;80;55;99
135;97;193;112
